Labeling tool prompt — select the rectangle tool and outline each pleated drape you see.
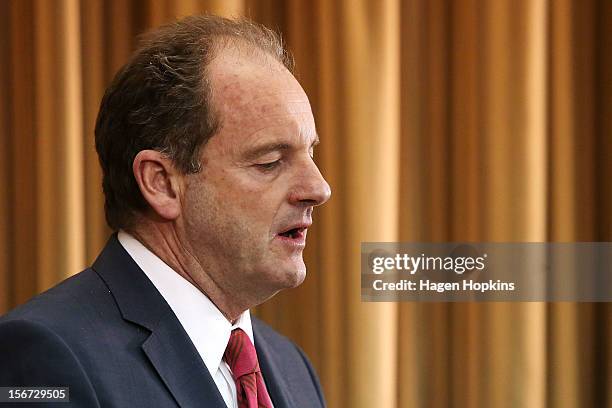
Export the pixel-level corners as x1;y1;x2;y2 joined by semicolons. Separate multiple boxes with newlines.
1;1;610;407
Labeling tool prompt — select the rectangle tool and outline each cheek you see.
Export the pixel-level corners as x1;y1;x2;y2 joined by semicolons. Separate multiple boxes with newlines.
215;171;284;213
185;166;290;234
183;179;260;239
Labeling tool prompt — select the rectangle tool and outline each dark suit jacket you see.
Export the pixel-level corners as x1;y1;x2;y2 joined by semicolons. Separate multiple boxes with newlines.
0;236;326;407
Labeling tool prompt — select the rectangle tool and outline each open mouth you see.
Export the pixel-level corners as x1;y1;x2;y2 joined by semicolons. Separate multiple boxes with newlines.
278;227;305;239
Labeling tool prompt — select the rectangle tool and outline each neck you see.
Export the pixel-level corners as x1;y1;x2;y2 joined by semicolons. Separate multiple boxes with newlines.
126;221;251;322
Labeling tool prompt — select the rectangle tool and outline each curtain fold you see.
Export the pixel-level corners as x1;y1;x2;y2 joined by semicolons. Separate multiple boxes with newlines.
1;1;610;407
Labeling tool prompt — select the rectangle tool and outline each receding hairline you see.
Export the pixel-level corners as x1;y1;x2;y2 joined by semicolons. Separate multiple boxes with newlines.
136;15;294;73
208;35;292;72
202;37;303;136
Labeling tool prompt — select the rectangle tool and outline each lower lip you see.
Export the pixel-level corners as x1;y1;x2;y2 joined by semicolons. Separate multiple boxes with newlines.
274;230;307;248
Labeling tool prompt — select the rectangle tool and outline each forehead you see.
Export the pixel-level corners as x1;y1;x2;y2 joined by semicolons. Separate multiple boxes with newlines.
207;45;316;146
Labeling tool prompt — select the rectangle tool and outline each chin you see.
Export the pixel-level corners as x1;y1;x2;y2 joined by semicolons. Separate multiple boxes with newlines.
253;256;307;294
271;261;307;290
288;267;307;288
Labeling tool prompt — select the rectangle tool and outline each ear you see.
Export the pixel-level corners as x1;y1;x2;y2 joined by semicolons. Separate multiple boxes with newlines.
132;150;183;221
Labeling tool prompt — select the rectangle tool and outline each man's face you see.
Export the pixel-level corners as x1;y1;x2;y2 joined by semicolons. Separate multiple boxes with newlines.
179;46;331;302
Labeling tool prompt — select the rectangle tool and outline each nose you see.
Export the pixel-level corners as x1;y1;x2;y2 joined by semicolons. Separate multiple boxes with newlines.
289;158;332;207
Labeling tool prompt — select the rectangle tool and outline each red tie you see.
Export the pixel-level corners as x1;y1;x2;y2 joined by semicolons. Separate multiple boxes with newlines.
223;328;274;408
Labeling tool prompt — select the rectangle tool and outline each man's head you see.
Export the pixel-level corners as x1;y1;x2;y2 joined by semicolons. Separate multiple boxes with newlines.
95;15;295;230
95;15;331;316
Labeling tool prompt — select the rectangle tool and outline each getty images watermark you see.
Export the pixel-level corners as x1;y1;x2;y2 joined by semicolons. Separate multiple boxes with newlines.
361;243;612;302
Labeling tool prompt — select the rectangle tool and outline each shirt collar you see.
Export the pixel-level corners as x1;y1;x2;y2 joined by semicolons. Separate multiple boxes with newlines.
117;230;254;379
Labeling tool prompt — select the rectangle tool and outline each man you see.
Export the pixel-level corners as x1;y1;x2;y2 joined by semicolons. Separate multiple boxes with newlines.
0;15;330;407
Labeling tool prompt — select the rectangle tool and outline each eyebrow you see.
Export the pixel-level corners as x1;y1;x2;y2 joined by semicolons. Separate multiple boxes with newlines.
243;135;320;161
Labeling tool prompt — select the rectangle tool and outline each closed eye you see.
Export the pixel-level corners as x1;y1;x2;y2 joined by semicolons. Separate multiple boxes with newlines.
256;160;282;171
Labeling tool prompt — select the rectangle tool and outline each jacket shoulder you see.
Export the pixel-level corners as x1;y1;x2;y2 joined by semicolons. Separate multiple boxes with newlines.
0;318;101;406
1;268;111;325
0;268;122;349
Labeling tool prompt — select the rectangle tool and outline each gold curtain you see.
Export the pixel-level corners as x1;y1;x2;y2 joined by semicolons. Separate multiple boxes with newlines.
1;1;610;407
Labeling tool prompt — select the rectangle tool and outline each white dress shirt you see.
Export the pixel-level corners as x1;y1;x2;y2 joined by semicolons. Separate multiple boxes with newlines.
118;230;255;408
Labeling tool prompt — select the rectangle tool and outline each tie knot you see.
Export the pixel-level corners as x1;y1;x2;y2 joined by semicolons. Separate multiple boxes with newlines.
224;328;260;379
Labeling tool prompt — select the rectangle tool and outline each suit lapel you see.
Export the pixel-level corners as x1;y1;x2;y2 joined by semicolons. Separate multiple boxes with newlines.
254;324;295;408
142;308;226;408
93;235;226;408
